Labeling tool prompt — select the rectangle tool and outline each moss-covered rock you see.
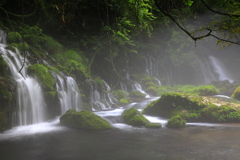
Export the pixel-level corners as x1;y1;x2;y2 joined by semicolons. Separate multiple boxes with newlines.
129;91;146;99
232;86;240;100
186;85;219;96
166;115;186;128
120;98;129;104
143;92;240;123
143;93;206;118
60;109;112;129
27;64;55;90
122;108;149;126
145;123;162;128
113;90;128;101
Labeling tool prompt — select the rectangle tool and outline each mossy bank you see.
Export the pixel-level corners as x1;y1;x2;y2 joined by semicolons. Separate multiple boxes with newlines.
143;93;240;123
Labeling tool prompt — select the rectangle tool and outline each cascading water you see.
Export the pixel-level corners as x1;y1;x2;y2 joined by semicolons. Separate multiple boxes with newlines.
87;79;117;111
132;82;150;98
145;55;161;86
55;74;81;114
209;56;234;83
198;58;218;84
0;31;46;126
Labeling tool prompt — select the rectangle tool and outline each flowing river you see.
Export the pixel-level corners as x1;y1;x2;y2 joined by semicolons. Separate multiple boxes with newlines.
1;97;240;160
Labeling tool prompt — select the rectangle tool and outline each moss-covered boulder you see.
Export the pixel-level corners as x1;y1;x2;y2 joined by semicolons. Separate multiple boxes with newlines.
27;64;55;90
122;108;149;126
185;85;219;96
145;123;162;128
232;86;240;100
60;109;112;129
166;115;186;128
143;92;240;123
129;91;146;99
143;93;206;118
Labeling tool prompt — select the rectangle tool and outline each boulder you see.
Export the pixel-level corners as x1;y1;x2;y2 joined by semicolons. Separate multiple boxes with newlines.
60;109;112;129
166;115;186;128
122;108;149;126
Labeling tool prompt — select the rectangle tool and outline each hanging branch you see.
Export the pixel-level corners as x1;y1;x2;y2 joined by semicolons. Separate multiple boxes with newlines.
200;0;240;17
153;0;240;45
18;0;26;79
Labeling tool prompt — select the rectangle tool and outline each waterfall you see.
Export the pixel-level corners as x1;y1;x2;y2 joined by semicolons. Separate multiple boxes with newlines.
87;79;117;111
145;56;161;86
55;74;81;114
0;31;46;126
209;56;234;83
132;82;150;98
198;58;218;84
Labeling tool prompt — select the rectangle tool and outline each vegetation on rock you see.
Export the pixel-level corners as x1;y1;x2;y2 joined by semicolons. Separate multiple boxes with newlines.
166;115;186;128
232;86;240;101
27;64;55;91
143;92;240;123
122;108;149;127
60;109;112;129
129;91;146;99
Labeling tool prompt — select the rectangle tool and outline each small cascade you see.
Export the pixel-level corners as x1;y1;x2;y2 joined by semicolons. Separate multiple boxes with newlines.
145;55;161;86
0;31;46;126
132;82;150;98
55;74;81;114
87;79;117;111
209;56;234;83
198;58;218;84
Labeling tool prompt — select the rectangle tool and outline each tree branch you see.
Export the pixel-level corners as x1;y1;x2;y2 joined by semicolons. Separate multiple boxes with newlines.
153;0;240;45
200;0;240;17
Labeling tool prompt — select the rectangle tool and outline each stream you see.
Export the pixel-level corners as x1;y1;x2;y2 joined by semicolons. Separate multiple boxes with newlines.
1;97;240;160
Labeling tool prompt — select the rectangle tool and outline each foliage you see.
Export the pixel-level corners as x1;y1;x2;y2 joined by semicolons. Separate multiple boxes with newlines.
143;92;240;123
113;90;128;101
27;64;55;91
185;85;219;96
60;109;112;129
129;91;146;99
120;99;129;104
122;108;149;126
166;115;186;128
0;56;8;76
231;86;240;100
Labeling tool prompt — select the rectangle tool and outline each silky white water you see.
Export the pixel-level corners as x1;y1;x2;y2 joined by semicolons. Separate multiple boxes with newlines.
0;31;46;126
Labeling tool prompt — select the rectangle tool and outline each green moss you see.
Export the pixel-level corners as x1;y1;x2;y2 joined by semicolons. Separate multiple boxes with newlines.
143;92;240;123
185;85;219;96
113;90;128;101
166;115;186;128
200;105;240;122
120;99;129;103
145;123;162;128
129;91;146;99
143;93;206;118
7;31;22;43
27;64;55;90
232;86;240;100
11;42;30;51
60;110;112;129
63;50;82;62
0;56;8;76
122;108;149;126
